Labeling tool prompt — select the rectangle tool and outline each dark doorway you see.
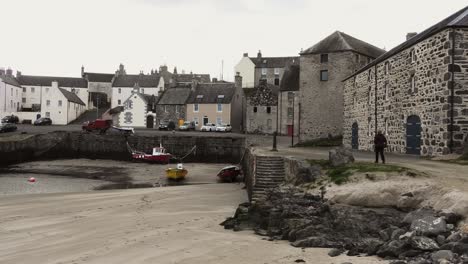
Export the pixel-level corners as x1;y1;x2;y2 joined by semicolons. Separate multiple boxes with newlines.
351;122;359;150
203;116;209;125
146;115;154;129
406;115;421;155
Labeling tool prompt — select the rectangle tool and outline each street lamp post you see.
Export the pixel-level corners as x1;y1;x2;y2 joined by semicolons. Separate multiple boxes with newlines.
291;93;295;147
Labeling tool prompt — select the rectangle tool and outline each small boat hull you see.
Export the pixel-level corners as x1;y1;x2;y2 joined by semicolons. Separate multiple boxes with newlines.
132;153;171;164
217;166;241;182
166;168;188;181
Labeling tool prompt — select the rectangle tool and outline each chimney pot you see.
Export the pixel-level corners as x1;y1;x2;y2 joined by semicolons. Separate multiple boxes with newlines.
243;53;248;57
212;78;218;83
257;50;262;59
16;71;22;78
406;32;417;41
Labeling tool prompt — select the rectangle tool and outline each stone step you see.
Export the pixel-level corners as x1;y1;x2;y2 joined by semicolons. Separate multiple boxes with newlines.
256;164;284;168
256;171;285;175
256;167;285;171
256;175;285;179
255;179;284;184
257;156;283;160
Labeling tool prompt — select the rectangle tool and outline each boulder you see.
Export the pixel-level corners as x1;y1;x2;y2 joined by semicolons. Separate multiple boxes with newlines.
410;216;447;236
431;250;454;263
410;236;439;251
377;240;408;258
294;161;321;184
328;248;345;257
329;148;355;167
403;208;436;225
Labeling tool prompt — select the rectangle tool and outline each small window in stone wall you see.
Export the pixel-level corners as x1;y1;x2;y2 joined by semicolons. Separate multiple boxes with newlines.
410;49;416;63
320;70;328;81
384;83;388;101
274;78;280;85
253;106;258;113
368;87;372;104
384;62;390;75
410;75;416;93
267;119;272;130
287;107;293;118
288;92;294;101
355;54;360;63
124;112;133;124
384;118;388;135
320;54;328;63
368;121;372;136
266;106;271;114
368;69;372;81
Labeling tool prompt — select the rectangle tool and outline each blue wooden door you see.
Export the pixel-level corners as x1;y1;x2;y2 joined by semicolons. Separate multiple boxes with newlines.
351;122;359;150
406;115;421;155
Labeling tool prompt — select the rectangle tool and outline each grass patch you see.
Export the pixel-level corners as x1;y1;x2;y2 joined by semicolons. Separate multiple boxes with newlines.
296;136;343;147
307;159;413;185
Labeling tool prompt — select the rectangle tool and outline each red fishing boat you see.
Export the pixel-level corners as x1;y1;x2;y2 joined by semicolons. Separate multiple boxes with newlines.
217;165;241;182
130;144;172;164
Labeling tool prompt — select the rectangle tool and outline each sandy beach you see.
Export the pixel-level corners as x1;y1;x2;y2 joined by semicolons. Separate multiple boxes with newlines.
0;184;387;264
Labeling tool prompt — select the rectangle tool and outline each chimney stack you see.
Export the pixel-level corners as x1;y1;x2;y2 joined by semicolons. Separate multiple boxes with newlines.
159;65;168;73
0;68;5;76
81;65;85;77
406;32;417;41
257;50;262;59
6;68;13;76
191;77;199;91
235;72;242;88
16;71;21;78
243;52;248;57
212;77;218;83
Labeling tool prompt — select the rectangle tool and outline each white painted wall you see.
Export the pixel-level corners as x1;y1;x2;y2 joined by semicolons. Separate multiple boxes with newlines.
112;86;161;108
15;112;41;123
22;85;88;110
0;78;22;116
234;57;255;88
118;93;148;127
40;82;86;125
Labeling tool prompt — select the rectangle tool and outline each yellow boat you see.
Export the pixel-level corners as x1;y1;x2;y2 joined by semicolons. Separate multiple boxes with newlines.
166;164;188;181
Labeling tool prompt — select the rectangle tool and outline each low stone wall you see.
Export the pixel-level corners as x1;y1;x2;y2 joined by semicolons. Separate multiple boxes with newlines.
0;132;246;166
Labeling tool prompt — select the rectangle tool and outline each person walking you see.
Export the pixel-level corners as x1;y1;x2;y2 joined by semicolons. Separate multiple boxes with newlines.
374;131;387;164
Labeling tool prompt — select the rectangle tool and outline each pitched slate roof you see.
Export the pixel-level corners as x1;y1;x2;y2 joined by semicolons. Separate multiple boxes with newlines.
249;56;299;68
280;64;300;91
18;75;88;88
344;6;468;81
84;72;114;83
301;31;385;59
59;88;86;105
0;75;21;87
186;83;236;104
157;87;192;105
174;73;211;83
112;74;161;87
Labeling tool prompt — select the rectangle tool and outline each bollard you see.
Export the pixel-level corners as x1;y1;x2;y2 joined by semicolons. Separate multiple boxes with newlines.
271;131;278;151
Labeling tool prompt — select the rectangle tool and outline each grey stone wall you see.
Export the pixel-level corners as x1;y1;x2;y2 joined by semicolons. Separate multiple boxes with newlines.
343;28;468;156
246;102;277;134
299;51;360;141
0;132;246;166
155;105;186;127
453;28;468;150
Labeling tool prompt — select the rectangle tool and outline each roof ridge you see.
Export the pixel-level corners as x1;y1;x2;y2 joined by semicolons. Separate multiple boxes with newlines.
336;31;353;50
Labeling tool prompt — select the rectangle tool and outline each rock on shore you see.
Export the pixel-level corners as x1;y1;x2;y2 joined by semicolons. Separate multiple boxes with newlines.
221;185;468;264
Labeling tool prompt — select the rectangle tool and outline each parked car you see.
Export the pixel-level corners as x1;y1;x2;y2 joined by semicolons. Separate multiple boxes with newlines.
0;123;17;133
34;117;52;126
201;123;216;132
1;115;19;124
179;121;196;131
82;119;112;134
159;120;175;131
216;124;232;132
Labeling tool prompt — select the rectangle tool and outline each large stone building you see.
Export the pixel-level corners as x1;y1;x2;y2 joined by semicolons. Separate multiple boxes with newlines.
235;51;298;88
244;80;279;134
343;7;468;156
299;31;386;142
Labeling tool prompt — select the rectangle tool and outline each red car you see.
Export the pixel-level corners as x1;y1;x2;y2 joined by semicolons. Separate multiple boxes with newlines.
82;119;112;134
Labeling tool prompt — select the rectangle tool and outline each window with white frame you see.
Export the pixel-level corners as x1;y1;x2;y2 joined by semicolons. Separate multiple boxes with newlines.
217;103;222;112
194;104;199;112
58;100;62;107
261;68;267;76
216;117;222;125
31;87;35;93
46;100;50;106
274;68;280;75
164;106;168;113
23;87;26;92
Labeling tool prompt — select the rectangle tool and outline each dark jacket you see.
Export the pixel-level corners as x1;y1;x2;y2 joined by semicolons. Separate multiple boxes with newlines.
374;134;387;149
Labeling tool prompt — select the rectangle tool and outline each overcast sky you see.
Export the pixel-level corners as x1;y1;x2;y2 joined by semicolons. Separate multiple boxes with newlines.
1;0;467;81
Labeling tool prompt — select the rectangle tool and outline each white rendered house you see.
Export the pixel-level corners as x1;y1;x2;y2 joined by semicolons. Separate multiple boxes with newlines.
119;89;157;128
111;73;164;108
0;69;22;116
40;81;86;124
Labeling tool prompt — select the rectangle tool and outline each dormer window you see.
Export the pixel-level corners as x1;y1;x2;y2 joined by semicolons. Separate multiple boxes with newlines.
196;95;204;99
274;68;280;75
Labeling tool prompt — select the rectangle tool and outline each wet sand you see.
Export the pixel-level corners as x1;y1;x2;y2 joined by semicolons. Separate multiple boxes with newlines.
0;184;386;264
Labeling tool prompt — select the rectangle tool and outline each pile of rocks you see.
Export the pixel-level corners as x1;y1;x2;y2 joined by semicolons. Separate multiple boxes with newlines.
221;185;468;264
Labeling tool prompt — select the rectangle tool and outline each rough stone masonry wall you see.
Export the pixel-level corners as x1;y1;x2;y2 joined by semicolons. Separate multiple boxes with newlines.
0;132;245;166
343;69;375;150
299;51;357;142
453;28;468;150
344;29;458;156
156;105;187;127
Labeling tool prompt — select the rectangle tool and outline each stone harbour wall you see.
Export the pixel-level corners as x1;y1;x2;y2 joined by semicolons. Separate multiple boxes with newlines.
0;132;246;166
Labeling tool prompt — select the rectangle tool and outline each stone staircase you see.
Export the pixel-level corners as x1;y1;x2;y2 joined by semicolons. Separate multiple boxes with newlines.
252;156;285;202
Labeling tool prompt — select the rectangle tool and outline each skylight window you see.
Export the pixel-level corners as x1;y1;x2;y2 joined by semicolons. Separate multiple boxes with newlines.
196;95;204;99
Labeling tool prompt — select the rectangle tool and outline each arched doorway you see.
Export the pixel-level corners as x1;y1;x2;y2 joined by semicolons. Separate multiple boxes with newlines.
351;122;359;150
146;115;154;129
406;115;421;155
